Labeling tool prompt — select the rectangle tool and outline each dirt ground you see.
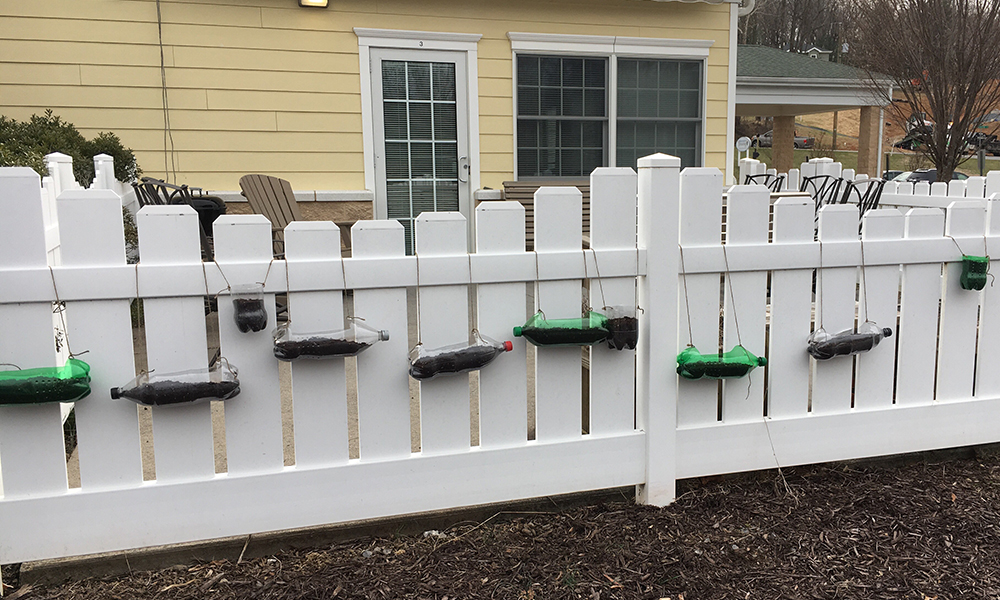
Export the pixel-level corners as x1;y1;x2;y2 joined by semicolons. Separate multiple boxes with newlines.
9;447;1000;600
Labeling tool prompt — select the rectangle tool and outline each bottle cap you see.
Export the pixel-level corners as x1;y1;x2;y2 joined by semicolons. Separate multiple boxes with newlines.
882;328;893;338
378;330;390;341
503;341;513;352
513;327;523;337
110;387;121;399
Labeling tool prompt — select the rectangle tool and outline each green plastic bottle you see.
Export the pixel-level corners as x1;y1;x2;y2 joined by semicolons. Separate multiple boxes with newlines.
676;345;766;380
960;255;990;291
513;311;610;346
0;358;92;405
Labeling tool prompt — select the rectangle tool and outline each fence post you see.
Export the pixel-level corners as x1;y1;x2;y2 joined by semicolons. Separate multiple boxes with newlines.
636;153;680;507
92;153;115;190
45;152;77;197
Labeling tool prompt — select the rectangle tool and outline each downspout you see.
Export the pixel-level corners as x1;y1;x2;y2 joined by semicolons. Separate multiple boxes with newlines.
725;2;738;184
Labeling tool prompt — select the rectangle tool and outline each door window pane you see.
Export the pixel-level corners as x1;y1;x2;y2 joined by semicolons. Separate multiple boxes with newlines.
381;59;462;255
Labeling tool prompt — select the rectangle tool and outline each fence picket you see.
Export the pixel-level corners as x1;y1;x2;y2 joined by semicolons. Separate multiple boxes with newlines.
676;168;724;427
937;201;987;401
284;222;349;467
855;209;904;410
976;198;1000;396
58;190;142;489
722;185;769;423
534;187;584;441
812;205;860;415
215;216;284;475
415;213;472;454
766;197;814;419
896;209;945;406
352;221;412;460
0;168;67;499
589;167;638;436
137;205;215;482
475;202;528;448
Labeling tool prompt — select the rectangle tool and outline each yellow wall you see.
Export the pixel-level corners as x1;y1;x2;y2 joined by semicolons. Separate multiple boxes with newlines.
0;0;732;191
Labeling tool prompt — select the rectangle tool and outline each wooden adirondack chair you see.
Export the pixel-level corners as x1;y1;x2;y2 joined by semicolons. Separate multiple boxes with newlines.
238;174;304;257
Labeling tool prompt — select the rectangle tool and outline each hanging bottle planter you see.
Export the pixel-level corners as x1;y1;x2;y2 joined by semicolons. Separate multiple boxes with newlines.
603;305;638;350
408;331;513;381
513;311;609;346
676;345;766;380
960;255;990;291
111;361;240;407
0;358;92;406
232;283;268;333
807;321;893;360
272;319;389;361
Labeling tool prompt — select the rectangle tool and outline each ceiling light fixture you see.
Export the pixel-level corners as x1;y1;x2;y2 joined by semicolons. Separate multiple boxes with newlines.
299;0;328;7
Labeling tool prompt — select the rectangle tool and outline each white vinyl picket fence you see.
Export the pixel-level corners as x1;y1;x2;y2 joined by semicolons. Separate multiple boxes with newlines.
881;171;1000;209
4;153;1000;573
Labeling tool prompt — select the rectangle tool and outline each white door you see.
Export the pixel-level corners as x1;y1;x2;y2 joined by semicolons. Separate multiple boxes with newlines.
371;49;471;254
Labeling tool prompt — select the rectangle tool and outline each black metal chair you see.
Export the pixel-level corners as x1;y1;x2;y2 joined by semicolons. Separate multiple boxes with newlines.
131;177;224;260
801;174;846;213
744;173;786;192
841;178;887;220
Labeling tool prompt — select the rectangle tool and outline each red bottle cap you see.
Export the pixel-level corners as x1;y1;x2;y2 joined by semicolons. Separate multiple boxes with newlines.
503;341;513;352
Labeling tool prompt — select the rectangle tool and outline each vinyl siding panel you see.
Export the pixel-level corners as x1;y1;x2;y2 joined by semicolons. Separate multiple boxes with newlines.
0;0;732;191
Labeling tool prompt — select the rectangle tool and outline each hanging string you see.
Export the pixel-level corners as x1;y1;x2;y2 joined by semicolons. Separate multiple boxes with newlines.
678;244;695;347
859;237;871;325
721;244;743;347
414;252;422;346
817;240;825;330
581;250;593;312
284;256;293;326
534;250;544;318
589;248;608;311
48;266;87;358
257;258;276;289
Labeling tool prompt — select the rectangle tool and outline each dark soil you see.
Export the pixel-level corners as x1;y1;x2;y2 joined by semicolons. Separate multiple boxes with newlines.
13;449;1000;599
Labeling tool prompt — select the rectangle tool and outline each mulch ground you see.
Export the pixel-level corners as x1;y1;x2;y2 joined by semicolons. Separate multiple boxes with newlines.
8;448;1000;600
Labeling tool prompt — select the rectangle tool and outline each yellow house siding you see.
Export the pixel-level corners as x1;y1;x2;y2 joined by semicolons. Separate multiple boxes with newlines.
0;0;732;191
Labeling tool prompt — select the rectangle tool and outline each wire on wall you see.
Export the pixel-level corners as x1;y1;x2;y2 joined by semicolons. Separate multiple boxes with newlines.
156;0;178;182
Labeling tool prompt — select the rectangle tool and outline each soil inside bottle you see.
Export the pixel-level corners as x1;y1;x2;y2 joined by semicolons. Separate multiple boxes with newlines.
808;330;886;360
409;345;502;380
233;298;268;333
0;376;90;405
274;337;371;361
521;326;608;346
606;316;638;350
119;380;240;406
678;359;755;380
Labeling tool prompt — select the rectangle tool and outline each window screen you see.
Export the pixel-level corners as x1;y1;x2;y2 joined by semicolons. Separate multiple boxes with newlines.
516;56;608;177
616;59;702;169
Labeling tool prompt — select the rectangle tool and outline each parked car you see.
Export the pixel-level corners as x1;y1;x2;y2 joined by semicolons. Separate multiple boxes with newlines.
754;130;816;149
882;169;904;181
966;132;1000;156
897;169;969;183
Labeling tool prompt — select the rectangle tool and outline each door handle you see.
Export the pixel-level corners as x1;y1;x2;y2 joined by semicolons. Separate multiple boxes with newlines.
459;156;469;183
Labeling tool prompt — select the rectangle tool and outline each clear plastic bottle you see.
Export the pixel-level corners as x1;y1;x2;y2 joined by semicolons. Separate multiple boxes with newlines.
807;321;892;360
272;319;389;361
408;331;513;381
676;345;766;380
603;305;638;350
232;283;268;333
513;311;609;346
111;362;240;406
0;358;92;405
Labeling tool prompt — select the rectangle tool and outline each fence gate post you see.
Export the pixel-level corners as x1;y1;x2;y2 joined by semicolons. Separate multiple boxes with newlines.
636;153;681;506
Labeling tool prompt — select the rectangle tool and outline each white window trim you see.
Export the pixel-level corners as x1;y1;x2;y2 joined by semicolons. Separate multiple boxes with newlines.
356;28;482;195
508;32;713;179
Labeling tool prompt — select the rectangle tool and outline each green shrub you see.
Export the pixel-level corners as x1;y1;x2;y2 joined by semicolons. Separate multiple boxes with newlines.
0;110;140;184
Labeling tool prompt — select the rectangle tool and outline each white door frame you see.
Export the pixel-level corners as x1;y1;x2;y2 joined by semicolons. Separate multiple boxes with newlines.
356;28;482;224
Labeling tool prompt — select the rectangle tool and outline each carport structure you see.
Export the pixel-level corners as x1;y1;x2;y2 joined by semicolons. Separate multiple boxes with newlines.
736;45;890;176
